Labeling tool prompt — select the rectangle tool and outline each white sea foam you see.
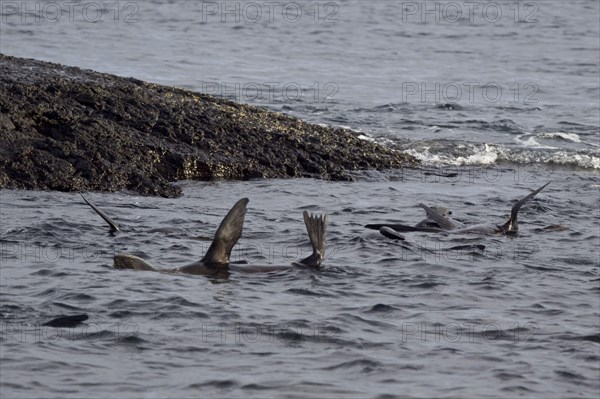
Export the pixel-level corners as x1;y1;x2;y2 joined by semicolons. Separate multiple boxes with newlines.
541;132;582;143
406;144;498;166
357;134;375;143
515;134;556;149
540;132;600;148
404;142;600;169
358;133;396;147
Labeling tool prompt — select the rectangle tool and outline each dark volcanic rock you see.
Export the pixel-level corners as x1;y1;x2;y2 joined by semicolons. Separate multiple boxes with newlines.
0;54;418;197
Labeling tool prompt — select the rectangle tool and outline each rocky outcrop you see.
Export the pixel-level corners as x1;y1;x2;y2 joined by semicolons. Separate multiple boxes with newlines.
0;54;417;197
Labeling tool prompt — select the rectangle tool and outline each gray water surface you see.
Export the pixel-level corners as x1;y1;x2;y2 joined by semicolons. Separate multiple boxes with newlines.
1;168;599;398
1;0;599;398
1;0;599;168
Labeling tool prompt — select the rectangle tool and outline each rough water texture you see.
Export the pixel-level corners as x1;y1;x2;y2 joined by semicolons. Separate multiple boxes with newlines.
0;0;599;398
0;54;417;197
1;170;599;399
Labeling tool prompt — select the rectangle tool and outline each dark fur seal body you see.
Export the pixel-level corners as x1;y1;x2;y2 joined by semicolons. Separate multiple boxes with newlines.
42;314;88;328
366;183;550;237
83;197;327;275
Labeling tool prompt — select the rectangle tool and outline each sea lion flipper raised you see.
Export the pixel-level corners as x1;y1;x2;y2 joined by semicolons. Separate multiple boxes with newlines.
499;182;550;234
201;198;249;265
418;203;456;230
81;194;120;233
296;211;328;268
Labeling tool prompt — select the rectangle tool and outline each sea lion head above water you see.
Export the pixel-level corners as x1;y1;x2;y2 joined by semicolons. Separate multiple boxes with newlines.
365;182;550;236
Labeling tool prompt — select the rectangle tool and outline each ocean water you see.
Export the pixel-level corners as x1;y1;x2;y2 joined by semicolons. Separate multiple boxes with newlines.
1;1;599;398
1;0;598;168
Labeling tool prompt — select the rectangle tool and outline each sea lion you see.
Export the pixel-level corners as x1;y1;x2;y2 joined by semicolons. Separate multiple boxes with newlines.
371;205;461;241
366;182;550;236
414;205;465;230
84;197;328;275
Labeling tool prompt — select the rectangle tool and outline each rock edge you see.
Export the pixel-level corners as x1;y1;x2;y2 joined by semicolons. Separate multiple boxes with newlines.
0;54;418;197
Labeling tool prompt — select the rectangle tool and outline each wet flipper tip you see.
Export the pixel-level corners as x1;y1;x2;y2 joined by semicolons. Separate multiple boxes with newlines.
501;182;551;234
81;194;120;233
